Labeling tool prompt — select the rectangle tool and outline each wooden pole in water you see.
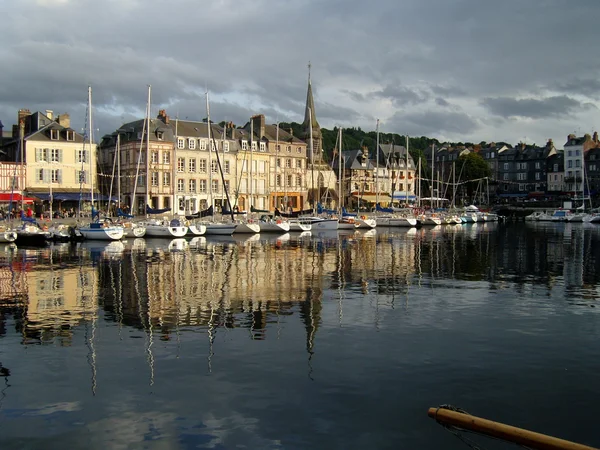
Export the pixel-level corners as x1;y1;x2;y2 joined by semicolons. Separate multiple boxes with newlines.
428;407;598;450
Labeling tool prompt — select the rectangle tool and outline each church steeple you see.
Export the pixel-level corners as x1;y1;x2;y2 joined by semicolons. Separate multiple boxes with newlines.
302;61;322;162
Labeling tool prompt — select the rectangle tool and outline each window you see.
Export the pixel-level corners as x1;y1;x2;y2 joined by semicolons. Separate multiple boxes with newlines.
242;141;248;151
287;175;292;186
189;179;196;193
163;172;170;187
503;173;509;180
535;162;541;169
276;158;281;168
199;139;207;151
576;160;581;168
260;142;266;152
554;175;558;181
189;158;196;173
177;138;185;149
519;184;525;191
211;140;218;152
568;150;572;157
491;152;495;158
212;180;219;193
199;179;207;193
276;174;281;187
36;148;48;162
223;141;229;152
517;173;526;180
251;142;257;152
51;148;61;162
199;159;207;173
138;174;146;187
287;145;291;153
276;144;281;152
50;129;59;140
177;157;185;172
163;151;170;164
151;151;158;164
297;175;302;186
37;168;45;182
286;159;292;168
151;172;159;186
297;147;302;153
553;163;558;171
188;138;196;150
177;179;184;192
66;130;75;141
211;161;218;173
157;131;164;140
576;150;581;156
224;180;230;193
296;159;302;169
503;163;509;170
224;161;230;174
568;160;573;168
535;172;540;180
78;170;88;183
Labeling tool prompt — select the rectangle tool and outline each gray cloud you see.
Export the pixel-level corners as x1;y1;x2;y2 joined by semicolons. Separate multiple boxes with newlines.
481;95;594;119
1;0;600;147
388;110;480;138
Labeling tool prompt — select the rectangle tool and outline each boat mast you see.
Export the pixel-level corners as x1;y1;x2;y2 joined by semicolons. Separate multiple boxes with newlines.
132;86;149;217
145;85;151;212
117;133;121;211
338;127;343;212
221;124;225;208
206;91;214;221
375;119;379;208
405;135;409;205
431;142;435;209
88;86;94;209
276;121;280;211
173;114;178;214
249;119;253;212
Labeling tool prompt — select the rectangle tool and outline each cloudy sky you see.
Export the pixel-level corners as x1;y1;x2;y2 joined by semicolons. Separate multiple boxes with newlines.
1;0;599;149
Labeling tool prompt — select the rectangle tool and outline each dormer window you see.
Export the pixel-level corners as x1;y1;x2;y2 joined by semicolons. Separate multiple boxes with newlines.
223;141;229;152
259;142;266;152
188;138;196;150
199;139;207;151
50;129;59;140
66;130;75;141
177;138;185;150
251;142;257;152
156;131;164;140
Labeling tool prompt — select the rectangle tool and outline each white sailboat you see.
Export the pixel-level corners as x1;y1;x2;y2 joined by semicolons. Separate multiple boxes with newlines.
78;86;125;241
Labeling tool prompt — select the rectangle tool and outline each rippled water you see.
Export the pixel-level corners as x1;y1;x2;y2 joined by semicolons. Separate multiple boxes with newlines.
0;222;599;449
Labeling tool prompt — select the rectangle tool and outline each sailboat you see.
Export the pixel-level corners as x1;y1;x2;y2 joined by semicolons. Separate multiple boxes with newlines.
198;92;237;236
77;87;125;241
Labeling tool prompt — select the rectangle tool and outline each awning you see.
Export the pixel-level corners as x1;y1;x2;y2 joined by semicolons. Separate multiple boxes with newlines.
391;191;417;201
30;191;115;202
0;193;36;204
498;193;528;198
351;194;391;203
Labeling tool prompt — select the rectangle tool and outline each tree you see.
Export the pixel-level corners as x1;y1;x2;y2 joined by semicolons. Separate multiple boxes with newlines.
458;153;492;199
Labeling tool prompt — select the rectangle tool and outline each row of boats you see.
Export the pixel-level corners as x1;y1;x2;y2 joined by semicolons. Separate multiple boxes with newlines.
0;205;499;246
525;209;600;223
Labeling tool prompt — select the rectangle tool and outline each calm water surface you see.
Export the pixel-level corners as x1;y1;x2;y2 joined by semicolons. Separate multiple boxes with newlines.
0;222;599;449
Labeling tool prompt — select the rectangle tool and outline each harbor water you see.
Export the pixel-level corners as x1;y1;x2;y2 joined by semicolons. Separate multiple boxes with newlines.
0;222;599;449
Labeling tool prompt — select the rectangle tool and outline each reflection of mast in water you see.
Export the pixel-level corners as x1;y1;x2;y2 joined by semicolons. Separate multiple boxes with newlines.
207;308;216;373
136;252;154;387
81;255;97;396
336;234;344;325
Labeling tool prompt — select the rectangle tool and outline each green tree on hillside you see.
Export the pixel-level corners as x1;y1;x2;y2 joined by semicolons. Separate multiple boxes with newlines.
459;153;492;199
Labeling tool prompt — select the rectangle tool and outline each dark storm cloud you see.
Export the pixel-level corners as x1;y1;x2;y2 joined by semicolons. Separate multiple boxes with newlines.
1;0;600;146
373;84;430;106
481;96;594;119
388;110;479;137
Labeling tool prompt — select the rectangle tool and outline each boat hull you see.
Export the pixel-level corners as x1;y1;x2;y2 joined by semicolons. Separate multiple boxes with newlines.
79;224;124;241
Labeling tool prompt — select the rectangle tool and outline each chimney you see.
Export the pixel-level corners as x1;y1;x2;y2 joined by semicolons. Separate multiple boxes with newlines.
18;108;30;125
547;138;553;147
251;114;265;139
45;110;53;120
157;109;169;124
289;128;293;137
229;122;235;140
594;132;598;144
57;113;70;129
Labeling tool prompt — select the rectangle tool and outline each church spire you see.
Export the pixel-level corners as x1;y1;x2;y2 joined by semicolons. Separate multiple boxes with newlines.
302;61;322;161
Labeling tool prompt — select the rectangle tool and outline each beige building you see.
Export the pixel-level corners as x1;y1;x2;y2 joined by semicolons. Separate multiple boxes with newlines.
1;109;97;211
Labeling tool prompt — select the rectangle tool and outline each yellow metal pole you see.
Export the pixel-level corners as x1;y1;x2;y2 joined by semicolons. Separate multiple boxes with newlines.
428;407;597;450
